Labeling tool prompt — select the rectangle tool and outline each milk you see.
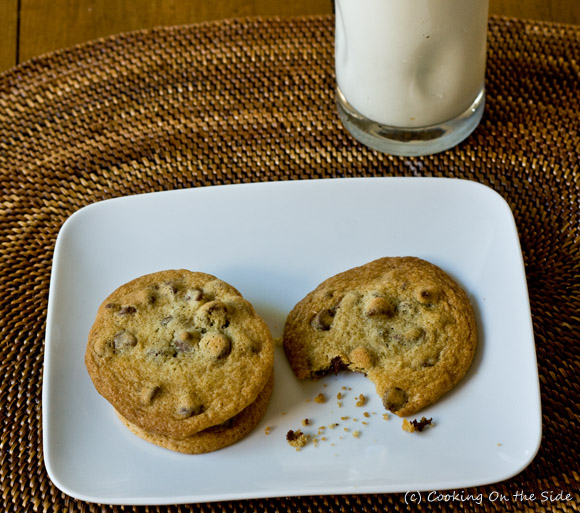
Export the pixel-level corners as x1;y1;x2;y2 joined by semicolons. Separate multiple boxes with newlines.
335;0;489;128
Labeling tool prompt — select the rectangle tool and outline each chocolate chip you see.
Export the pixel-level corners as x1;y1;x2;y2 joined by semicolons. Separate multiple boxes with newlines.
312;356;347;378
113;330;137;351
200;333;231;359
195;300;229;329
349;347;374;368
329;356;347;374
211;417;236;430
382;387;409;413
140;384;161;406
410;417;433;432
248;338;262;353
161;281;179;295
117;305;136;316
185;288;203;301
145;285;159;304
173;331;200;352
365;296;395;317
416;287;440;305
176;404;204;419
311;308;336;331
286;429;302;442
388;327;425;346
94;338;111;357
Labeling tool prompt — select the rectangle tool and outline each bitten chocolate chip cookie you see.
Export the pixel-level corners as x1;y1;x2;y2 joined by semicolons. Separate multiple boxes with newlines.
283;257;477;417
86;270;274;442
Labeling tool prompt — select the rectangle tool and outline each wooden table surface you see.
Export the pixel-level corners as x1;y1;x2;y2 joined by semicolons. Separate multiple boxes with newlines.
1;0;579;74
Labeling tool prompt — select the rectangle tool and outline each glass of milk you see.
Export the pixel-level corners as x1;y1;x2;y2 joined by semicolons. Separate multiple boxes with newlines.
335;0;489;156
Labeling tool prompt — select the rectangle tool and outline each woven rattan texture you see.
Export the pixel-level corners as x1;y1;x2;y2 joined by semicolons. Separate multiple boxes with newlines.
1;14;579;513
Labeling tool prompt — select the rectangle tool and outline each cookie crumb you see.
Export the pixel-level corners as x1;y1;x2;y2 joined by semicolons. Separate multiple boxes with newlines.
314;393;326;404
353;430;361;438
363;411;370;418
264;426;272;435
328;423;339;429
302;418;310;426
286;429;309;449
382;413;390;421
402;417;433;433
355;394;366;407
340;416;350;421
337;392;343;400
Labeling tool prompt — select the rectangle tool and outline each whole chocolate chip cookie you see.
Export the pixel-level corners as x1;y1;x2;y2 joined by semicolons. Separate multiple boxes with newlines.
86;270;274;439
283;257;477;417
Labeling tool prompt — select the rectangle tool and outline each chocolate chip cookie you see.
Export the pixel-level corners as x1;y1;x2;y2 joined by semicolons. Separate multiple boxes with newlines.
117;371;274;454
86;270;274;443
283;257;477;417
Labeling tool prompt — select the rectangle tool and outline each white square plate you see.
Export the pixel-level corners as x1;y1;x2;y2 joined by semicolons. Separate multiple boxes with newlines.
43;177;541;505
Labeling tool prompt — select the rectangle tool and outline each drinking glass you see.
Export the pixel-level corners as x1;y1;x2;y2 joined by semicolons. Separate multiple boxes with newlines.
335;0;489;156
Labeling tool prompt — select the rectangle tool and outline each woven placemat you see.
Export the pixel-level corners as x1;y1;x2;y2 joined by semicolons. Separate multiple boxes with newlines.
1;14;579;513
